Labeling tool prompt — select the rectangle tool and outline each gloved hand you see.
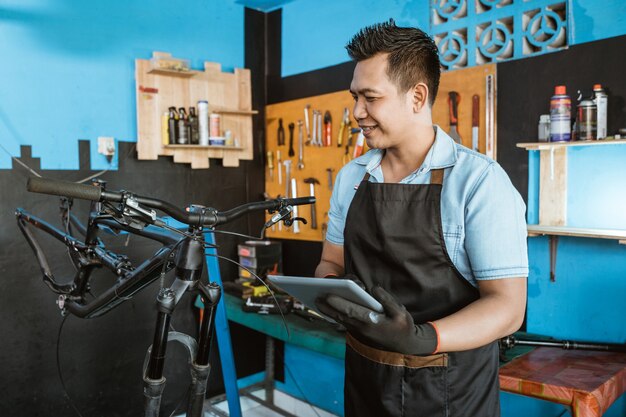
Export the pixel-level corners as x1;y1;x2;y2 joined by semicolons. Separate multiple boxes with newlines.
315;285;438;355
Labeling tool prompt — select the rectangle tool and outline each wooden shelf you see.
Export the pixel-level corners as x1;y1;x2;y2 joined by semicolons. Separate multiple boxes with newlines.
211;107;258;116
147;68;201;78
164;144;243;150
527;225;626;244
136;52;255;168
517;139;626;150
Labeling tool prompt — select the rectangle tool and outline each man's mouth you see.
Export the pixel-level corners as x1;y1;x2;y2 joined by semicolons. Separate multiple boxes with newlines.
360;125;378;135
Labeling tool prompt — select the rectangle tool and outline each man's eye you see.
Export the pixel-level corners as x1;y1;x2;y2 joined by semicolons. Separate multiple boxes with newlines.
365;96;377;102
351;95;358;102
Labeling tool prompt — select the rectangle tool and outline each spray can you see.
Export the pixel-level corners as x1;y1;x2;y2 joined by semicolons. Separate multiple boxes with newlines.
593;84;608;139
168;107;178;145
197;101;209;145
550;85;571;142
209;113;221;138
577;99;597;141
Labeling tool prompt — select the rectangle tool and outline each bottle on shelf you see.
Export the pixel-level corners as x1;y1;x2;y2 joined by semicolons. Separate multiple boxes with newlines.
168;107;178;145
592;84;608;139
188;106;199;145
161;111;169;146
177;107;189;144
549;85;571;142
198;101;209;146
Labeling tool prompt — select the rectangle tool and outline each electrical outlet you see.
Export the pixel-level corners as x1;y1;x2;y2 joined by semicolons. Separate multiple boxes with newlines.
97;136;115;157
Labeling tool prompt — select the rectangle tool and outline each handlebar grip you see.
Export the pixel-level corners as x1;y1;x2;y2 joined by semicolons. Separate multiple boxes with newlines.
27;177;102;202
284;196;316;206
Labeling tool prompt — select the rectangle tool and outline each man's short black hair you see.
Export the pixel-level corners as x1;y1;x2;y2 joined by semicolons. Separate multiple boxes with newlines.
346;19;441;106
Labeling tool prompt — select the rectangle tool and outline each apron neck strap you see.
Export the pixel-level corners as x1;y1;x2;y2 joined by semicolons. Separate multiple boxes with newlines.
430;169;444;185
360;169;444;184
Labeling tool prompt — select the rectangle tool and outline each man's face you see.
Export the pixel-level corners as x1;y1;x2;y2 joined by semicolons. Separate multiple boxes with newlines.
349;53;415;150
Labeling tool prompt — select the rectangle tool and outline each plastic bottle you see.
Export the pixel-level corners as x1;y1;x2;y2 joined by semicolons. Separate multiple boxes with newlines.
549;85;571;142
188;106;199;144
168;107;178;145
593;84;608;139
177;107;189;144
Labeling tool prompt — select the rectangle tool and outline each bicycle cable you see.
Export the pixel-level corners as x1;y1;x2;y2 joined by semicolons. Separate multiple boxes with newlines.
56;315;85;417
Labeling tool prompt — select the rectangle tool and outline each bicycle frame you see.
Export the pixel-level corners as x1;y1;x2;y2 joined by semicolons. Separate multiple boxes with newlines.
17;177;314;417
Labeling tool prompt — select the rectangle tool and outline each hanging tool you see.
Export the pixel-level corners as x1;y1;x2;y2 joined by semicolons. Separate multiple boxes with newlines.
316;111;323;146
276;150;282;185
472;95;479;152
311;110;319;146
291;178;300;234
277;118;285;146
283;160;292;197
326;168;335;190
353;130;365;159
448;91;462;144
323;111;332;146
266;151;274;181
288;122;295;157
311;110;323;146
304;105;311;145
297;120;305;170
337;108;349;147
485;74;495;159
303;177;320;229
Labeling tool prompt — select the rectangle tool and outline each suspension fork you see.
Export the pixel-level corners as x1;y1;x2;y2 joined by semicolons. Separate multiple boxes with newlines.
143;220;221;417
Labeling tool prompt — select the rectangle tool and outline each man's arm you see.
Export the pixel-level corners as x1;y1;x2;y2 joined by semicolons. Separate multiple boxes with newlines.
433;277;527;352
315;241;345;277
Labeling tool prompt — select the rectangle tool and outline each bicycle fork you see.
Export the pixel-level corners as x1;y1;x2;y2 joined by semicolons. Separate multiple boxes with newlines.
143;231;221;417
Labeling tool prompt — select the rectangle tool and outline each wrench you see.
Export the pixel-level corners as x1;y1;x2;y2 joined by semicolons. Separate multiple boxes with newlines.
297;120;305;170
288;122;295;157
315;111;323;146
304;105;311;145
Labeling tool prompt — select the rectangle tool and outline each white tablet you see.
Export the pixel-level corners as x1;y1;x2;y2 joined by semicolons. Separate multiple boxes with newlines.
267;275;384;322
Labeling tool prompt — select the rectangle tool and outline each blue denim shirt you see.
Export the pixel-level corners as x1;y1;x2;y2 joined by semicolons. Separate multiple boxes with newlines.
326;126;529;287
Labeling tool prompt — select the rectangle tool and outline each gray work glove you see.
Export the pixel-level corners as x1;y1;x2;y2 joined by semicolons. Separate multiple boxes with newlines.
316;285;438;355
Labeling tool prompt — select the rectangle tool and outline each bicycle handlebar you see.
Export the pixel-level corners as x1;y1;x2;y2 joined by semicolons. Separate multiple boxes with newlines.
27;177;314;227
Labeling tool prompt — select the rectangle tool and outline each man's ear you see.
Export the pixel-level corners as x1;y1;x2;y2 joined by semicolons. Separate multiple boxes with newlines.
412;83;429;112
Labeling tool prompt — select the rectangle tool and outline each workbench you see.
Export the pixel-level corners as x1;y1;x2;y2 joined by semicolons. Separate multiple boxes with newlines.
224;294;626;417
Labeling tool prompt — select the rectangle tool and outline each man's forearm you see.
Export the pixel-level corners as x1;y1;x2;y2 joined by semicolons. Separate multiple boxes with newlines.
433;277;526;352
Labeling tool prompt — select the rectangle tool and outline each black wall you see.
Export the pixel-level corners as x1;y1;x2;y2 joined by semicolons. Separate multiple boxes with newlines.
497;34;626;200
0;9;270;417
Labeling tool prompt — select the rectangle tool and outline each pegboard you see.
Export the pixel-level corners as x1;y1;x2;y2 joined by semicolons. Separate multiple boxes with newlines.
265;63;497;241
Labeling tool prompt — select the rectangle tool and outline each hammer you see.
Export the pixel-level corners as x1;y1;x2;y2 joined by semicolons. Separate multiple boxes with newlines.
303;177;320;229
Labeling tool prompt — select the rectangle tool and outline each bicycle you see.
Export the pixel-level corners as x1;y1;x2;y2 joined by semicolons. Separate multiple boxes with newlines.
16;176;314;417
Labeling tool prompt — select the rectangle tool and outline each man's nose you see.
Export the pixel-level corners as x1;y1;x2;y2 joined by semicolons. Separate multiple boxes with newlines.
353;99;367;121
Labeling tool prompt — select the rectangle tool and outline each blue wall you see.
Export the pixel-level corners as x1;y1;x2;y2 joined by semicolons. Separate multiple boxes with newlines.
0;0;244;170
281;0;430;77
280;0;626;77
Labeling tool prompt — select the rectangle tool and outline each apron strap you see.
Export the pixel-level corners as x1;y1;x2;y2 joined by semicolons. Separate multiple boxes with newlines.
430;169;444;185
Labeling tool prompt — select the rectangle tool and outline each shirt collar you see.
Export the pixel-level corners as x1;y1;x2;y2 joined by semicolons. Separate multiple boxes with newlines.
354;125;458;175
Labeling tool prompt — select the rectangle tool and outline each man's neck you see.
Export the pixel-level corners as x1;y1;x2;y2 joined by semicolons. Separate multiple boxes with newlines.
381;124;436;183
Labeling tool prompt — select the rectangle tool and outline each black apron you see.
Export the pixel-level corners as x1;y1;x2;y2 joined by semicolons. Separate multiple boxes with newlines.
343;168;500;417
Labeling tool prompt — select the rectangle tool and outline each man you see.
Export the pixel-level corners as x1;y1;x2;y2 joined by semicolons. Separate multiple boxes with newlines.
314;20;528;417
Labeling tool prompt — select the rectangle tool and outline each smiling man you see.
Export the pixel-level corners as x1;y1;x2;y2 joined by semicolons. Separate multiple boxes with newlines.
314;20;528;417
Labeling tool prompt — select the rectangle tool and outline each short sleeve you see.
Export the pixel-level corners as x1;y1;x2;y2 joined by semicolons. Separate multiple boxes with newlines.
464;163;529;280
325;168;347;245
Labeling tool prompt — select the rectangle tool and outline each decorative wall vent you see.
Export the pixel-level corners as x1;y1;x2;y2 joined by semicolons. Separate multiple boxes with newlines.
432;0;567;70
